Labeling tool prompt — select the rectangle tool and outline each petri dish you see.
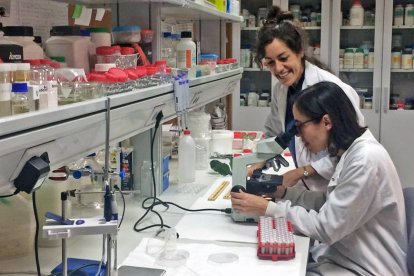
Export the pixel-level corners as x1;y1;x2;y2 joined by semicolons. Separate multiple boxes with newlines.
156;249;190;268
207;252;239;264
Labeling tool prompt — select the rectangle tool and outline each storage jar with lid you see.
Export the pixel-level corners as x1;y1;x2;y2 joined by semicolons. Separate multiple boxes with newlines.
391;47;402;69
344;48;354;69
45;26;91;73
350;0;364;26
353;48;364;69
405;4;414;26
11;82;30;115
402;48;413;70
394;4;404;26
88;27;111;47
112;26;141;44
368;48;375;69
0;63;11;118
3;26;44;59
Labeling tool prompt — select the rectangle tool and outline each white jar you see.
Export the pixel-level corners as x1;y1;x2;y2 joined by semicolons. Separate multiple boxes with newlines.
405;4;414;26
368;48;375;69
350;0;364;26
344;48;354;69
353;48;364;69
89;27;111;47
178;129;196;184
394;4;404;26
402;49;413;69
391;48;402;69
247;92;258;106
176;31;196;69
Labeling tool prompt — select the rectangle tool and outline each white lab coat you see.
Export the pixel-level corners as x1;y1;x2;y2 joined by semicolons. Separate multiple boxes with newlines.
266;130;408;276
264;61;365;191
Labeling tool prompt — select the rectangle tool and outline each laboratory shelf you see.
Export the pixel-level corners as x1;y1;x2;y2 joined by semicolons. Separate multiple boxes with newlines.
0;69;242;193
339;68;374;73
391;69;414;73
340;26;375;30
241;27;260;31
53;0;243;22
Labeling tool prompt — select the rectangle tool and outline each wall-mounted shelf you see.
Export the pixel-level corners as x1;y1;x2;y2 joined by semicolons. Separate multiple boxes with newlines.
53;0;243;22
339;68;374;72
0;69;242;193
391;69;414;73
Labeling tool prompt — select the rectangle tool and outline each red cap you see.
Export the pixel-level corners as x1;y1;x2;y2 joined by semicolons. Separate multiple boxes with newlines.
233;153;242;157
121;47;135;55
141;29;153;35
242;148;252;153
183;129;191;135
125;69;138;80
166;67;171;73
40;59;53;65
104;72;119;82
108;67;129;82
146;66;157;76
112;45;121;53
88;73;107;82
96;46;115;55
155;60;167;66
27;59;42;66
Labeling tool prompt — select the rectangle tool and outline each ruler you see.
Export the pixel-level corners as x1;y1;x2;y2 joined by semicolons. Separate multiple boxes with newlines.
223;191;231;199
208;180;230;201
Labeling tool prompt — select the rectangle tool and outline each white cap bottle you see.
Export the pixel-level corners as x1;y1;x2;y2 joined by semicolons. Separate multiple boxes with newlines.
178;129;196;184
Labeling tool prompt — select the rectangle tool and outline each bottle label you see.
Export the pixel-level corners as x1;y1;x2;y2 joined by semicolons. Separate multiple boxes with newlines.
47;81;58;108
28;84;40;100
186;49;192;68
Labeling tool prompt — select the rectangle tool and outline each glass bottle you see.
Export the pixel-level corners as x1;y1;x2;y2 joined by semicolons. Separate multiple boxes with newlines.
40;59;58;108
11;82;30;115
29;59;48;110
0;63;12;118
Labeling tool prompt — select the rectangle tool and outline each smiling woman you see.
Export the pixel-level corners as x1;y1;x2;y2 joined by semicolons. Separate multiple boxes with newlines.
249;5;365;192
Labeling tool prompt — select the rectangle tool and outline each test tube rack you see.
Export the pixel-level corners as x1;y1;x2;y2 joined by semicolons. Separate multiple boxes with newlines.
257;216;295;261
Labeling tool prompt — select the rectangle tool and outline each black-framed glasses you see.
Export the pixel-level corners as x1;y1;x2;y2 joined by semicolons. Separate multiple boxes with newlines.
294;118;317;135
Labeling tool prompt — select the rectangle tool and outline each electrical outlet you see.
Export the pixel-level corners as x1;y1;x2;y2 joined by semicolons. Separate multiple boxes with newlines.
0;0;10;17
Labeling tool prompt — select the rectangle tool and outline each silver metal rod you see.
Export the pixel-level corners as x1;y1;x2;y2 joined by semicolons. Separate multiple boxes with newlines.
106;234;112;276
104;97;111;182
61;196;67;276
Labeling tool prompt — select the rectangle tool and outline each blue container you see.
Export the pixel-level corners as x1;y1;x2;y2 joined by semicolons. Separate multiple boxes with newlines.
163;170;170;191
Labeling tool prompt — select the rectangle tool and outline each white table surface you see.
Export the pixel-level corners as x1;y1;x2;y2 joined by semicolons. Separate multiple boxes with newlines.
0;155;309;276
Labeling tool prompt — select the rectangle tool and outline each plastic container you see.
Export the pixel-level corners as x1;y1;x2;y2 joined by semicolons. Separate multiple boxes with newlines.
200;54;218;73
0;63;11;118
353;48;364;69
368;48;375;69
0;33;23;63
349;0;364;26
210;130;233;155
178;130;196;184
141;29;154;44
89;27;111;47
402;48;413;69
45;26;91;73
112;26;141;44
3;26;44;60
344;48;354;69
394;4;404;26
391;47;402;69
176;31;196;69
11;82;30;115
405;4;414;26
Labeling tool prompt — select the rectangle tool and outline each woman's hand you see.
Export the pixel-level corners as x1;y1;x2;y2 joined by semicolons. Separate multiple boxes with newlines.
282;168;303;187
246;161;266;177
230;189;269;216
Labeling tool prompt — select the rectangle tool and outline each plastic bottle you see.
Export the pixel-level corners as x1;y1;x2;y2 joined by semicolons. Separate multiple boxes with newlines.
402;48;413;69
176;31;196;69
178;129;196;184
29;60;47;110
3;26;44;60
350;0;364;26
88;27;111;48
405;4;414;26
0;63;11;118
344;48;354;69
391;47;402;69
40;59;58;109
368;48;375;69
394;4;404;26
11;82;30;115
353;48;364;69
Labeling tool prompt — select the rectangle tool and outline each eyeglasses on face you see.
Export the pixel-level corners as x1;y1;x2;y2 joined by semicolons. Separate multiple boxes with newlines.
294;118;318;134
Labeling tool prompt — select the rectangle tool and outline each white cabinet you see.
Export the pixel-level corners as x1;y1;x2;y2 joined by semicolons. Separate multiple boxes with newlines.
330;0;414;187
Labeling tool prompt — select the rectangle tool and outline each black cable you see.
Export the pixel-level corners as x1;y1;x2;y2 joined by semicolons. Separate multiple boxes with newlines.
113;185;125;229
0;188;20;198
49;263;100;276
32;192;41;276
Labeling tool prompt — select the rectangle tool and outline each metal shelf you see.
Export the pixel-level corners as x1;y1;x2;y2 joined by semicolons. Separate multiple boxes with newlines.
340;26;375;30
339;68;374;72
391;69;414;73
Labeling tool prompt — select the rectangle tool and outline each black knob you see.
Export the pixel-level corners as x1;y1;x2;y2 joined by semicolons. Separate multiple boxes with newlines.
231;185;246;193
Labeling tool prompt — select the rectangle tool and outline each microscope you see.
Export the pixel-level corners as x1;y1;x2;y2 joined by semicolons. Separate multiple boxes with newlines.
231;127;297;222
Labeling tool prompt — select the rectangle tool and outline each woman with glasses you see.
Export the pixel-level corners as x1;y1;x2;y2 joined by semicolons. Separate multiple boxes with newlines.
232;81;407;275
254;6;364;191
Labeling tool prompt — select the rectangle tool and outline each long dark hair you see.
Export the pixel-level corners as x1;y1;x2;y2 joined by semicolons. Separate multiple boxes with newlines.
254;6;329;71
294;81;367;157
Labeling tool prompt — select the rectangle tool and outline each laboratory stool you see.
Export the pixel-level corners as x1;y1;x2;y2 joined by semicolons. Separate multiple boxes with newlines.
403;187;414;275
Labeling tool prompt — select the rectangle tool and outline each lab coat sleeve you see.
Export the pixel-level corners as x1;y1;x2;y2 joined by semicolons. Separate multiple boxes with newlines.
266;153;384;245
264;83;285;137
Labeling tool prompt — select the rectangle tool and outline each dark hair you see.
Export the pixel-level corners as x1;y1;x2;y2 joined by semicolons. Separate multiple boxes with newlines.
254;6;329;71
293;81;367;157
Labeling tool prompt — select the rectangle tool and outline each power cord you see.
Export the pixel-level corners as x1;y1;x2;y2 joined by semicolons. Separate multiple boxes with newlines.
32;191;42;276
133;111;232;234
113;185;125;229
0;188;20;198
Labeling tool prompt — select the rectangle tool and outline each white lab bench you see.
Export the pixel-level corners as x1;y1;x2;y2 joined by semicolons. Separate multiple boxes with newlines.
0;157;310;276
